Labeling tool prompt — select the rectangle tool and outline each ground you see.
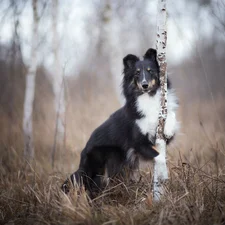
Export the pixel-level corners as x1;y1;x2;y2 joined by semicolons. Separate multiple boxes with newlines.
0;88;225;225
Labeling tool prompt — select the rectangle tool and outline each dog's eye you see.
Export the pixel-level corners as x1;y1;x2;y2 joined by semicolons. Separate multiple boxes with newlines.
147;68;151;72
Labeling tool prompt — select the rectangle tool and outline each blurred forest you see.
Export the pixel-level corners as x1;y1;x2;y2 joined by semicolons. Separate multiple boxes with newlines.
0;0;225;224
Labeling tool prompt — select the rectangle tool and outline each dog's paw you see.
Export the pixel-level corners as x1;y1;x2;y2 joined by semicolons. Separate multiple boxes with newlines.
164;113;176;139
164;125;175;140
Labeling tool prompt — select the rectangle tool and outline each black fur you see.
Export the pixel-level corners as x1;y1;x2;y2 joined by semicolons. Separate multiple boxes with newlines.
62;48;172;195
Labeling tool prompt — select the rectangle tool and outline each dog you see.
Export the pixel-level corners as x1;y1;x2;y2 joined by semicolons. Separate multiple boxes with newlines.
62;48;179;196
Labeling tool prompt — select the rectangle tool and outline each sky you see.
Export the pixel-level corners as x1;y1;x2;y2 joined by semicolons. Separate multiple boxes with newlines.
0;0;217;76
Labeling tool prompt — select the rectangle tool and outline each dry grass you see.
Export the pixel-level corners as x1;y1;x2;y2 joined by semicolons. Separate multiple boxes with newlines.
1;153;225;225
0;77;225;225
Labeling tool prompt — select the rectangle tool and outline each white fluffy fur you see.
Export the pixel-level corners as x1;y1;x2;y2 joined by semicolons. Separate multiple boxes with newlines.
135;89;179;142
126;148;137;165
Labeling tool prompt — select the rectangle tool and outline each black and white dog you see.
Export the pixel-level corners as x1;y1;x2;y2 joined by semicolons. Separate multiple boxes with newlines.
62;48;179;195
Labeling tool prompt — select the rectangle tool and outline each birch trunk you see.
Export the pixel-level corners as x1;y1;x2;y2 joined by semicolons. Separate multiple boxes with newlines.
100;0;124;104
23;0;39;161
153;0;168;201
9;0;19;143
51;0;65;168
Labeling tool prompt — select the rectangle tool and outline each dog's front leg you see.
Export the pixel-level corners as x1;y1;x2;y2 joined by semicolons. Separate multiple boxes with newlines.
164;111;178;140
163;91;179;140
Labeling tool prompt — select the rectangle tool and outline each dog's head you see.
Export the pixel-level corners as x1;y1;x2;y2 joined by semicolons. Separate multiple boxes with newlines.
123;48;160;96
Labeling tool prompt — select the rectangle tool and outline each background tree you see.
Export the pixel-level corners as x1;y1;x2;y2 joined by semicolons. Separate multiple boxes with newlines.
8;0;23;143
97;0;124;104
51;0;65;168
23;0;39;161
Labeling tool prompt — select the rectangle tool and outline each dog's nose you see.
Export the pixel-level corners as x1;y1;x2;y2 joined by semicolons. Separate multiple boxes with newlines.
141;81;149;90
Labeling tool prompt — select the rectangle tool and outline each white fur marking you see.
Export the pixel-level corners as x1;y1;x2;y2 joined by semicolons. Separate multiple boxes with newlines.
142;69;147;83
126;148;137;166
135;89;178;142
135;90;160;142
164;111;177;139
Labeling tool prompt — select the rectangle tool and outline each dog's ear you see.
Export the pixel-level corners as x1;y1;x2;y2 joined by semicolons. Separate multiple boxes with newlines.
144;48;157;62
123;54;139;69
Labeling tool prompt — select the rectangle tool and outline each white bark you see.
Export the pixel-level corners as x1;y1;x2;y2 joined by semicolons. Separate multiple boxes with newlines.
51;0;65;167
52;0;65;139
153;0;168;201
23;0;39;160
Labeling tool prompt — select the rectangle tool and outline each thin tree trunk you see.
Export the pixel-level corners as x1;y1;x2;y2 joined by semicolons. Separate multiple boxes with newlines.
8;0;18;144
153;0;168;201
23;0;39;161
99;0;124;104
51;0;65;168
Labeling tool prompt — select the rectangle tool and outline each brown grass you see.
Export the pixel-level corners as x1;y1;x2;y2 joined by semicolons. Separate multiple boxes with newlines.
0;77;225;225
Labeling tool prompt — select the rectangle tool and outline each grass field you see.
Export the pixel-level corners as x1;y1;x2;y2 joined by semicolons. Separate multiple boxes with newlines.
0;82;225;225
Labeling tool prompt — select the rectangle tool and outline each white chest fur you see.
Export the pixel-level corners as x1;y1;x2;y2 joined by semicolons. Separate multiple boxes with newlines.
135;89;178;142
135;90;161;142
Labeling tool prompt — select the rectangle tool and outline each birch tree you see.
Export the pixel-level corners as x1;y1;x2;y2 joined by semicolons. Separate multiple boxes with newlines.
51;0;65;168
99;0;124;104
9;0;20;141
23;0;39;161
153;0;168;201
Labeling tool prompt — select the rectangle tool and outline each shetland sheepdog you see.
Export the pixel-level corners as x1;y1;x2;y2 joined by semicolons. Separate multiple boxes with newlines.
62;48;179;197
